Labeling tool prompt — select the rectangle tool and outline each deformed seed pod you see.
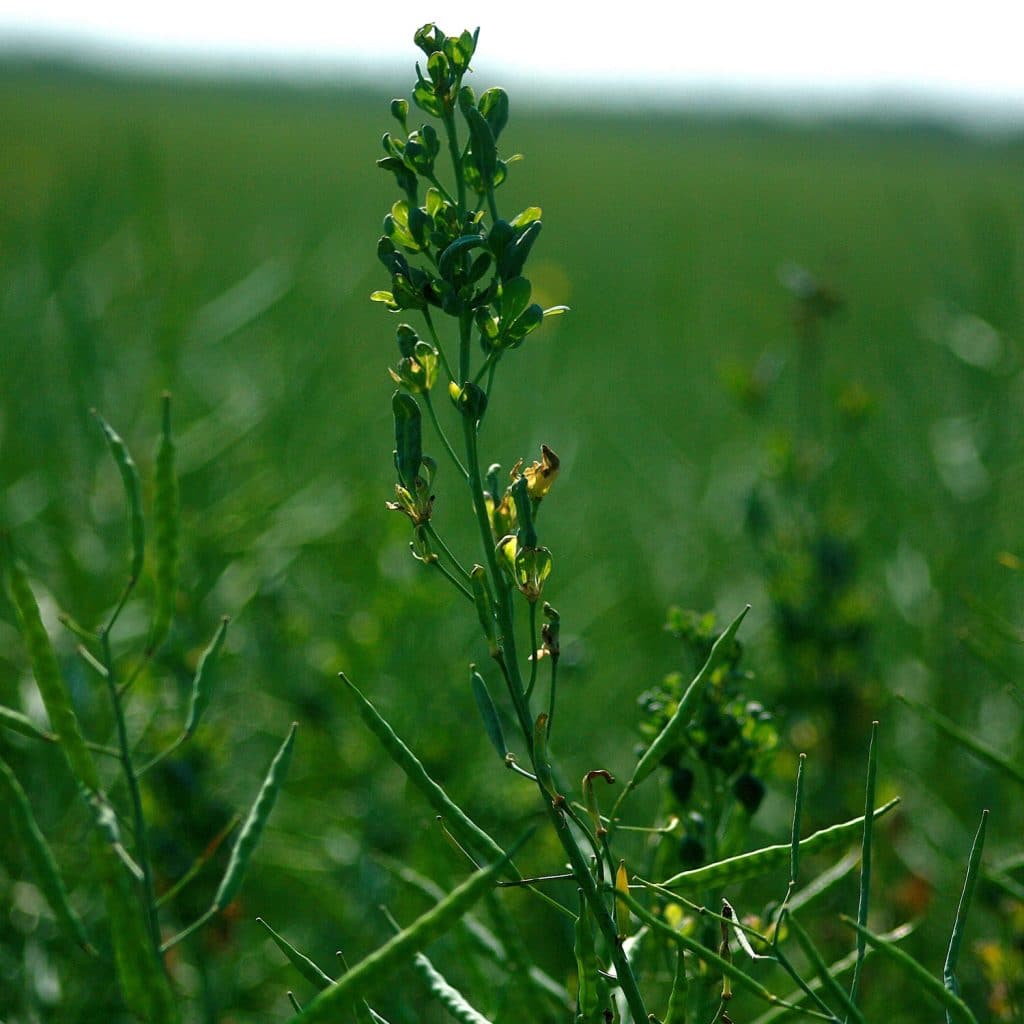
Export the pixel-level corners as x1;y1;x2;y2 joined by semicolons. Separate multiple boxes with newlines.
412;951;494;1024
614;860;631;940
149;393;179;655
184;617;229;738
93;410;145;586
214;722;298;910
0;753;93;953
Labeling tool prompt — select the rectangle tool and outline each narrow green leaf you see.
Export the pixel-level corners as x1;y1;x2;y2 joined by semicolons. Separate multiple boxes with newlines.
660;798;900;890
215;723;297;909
0;753;93;952
258;917;335;991
628;605;749;792
943;810;989;1022
841;917;979;1024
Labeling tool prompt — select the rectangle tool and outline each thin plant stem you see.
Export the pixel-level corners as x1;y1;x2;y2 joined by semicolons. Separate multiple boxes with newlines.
525;601;539;699
423;393;469;479
421;309;455;383
100;631;160;954
424;524;470;580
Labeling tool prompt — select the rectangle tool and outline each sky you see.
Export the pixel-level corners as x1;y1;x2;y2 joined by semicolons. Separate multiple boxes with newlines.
3;1;1024;121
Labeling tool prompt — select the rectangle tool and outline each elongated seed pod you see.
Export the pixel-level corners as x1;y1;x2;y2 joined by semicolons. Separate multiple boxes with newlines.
93;410;145;585
573;892;600;1022
93;828;180;1023
628;605;748;791
258;917;335;991
470;667;506;758
786;913;865;1024
0;703;56;743
215;723;297;909
412;952;494;1024
4;553;101;794
184;617;229;737
944;810;989;1011
295;837;527;1023
469;566;499;655
149;393;179;655
841;916;979;1024
339;674;508;869
664;948;689;1024
659;798;900;891
0;753;93;952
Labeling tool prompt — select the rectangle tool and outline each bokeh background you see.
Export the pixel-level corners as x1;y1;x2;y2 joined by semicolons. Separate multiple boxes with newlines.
1;4;1023;1022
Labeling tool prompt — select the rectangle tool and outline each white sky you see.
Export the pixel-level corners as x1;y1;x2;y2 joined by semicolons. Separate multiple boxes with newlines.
4;1;1024;116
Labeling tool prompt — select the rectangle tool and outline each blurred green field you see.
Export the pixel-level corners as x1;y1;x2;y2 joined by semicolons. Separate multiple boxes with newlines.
1;58;1023;1022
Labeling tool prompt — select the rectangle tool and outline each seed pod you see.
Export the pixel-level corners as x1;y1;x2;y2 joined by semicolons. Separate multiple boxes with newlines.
574;892;600;1021
0;703;56;743
4;550;101;794
412;952;494;1024
93;410;145;586
627;605;749;793
214;722;297;910
664;948;689;1024
614;860;631;940
149;393;179;655
184;617;229;738
392;392;423;489
339;674;510;872
660;798;900;891
469;566;499;656
294;835;529;1022
470;667;506;759
0;753;93;952
257;917;335;991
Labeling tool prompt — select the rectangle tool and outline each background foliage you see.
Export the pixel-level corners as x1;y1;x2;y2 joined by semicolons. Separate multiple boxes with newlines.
1;56;1023;1022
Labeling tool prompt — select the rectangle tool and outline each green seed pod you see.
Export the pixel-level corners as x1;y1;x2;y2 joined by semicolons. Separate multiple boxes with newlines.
470;667;506;759
660;797;900;891
0;753;93;952
214;722;297;910
412;952;494;1024
627;605;749;793
581;770;614;838
469;566;499;656
0;703;56;743
149;393;179;656
511;476;536;548
573;892;600;1021
392;392;423;489
465;106;497;189
258;917;335;991
93;410;145;586
4;550;101;794
478;87;509;140
454;381;488;423
295;835;529;1023
184;617;229;738
339;674;511;872
614;860;631;940
390;98;409;130
664;948;689;1024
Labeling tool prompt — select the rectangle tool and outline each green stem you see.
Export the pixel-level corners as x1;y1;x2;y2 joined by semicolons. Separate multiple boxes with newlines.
460;414;649;1023
423;393;468;479
525;601;539;699
427;555;473;602
546;657;559;741
424;523;471;580
100;631;160;954
442;111;466;213
422;309;455;383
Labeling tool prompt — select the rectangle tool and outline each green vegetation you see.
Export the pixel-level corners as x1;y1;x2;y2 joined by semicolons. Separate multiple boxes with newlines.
1;27;1023;1022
